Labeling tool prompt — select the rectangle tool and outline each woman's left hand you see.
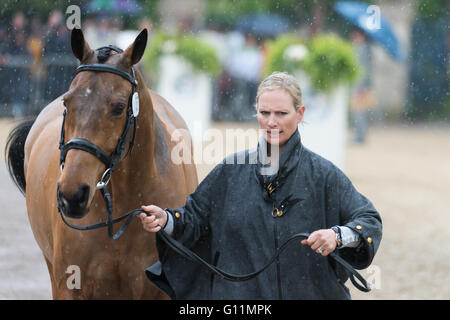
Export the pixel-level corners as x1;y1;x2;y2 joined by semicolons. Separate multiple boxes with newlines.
301;229;338;256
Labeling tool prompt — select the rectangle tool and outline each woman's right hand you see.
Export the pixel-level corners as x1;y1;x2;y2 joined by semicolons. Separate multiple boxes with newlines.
139;205;168;233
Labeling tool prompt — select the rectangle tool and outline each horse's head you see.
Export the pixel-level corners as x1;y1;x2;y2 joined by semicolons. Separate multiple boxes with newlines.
57;28;147;219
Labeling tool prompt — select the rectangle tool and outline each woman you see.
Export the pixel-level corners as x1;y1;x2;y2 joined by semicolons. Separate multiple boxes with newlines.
139;72;382;300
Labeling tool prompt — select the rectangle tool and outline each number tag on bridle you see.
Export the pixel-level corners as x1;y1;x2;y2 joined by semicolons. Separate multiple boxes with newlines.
132;92;139;117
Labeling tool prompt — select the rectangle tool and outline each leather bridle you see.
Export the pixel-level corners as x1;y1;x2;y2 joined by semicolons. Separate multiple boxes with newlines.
59;46;138;185
58;45;140;240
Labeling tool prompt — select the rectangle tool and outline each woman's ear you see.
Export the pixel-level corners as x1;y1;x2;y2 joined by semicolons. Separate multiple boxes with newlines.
122;29;148;66
297;105;306;123
71;28;92;62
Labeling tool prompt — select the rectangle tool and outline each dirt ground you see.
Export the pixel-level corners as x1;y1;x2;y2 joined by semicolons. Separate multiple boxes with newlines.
0;118;449;300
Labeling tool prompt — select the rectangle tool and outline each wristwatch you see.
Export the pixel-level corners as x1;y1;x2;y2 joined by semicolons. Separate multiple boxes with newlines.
331;226;342;248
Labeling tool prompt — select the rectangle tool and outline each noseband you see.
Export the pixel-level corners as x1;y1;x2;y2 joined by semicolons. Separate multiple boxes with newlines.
58;45;140;239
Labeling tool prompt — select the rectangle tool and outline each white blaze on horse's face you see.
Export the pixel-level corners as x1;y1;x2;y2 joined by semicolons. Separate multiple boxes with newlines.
85;87;92;96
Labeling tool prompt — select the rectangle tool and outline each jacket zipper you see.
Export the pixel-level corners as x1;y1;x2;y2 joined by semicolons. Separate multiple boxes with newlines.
273;221;283;300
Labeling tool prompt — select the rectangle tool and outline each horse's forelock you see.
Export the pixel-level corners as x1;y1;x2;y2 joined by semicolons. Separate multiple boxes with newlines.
97;48;114;63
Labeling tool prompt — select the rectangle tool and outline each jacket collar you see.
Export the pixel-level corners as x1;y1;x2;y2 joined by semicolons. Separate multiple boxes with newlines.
256;129;303;201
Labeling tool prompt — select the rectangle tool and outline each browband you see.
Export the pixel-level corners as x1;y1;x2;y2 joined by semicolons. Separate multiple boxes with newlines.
97;45;123;53
75;64;136;85
75;45;136;85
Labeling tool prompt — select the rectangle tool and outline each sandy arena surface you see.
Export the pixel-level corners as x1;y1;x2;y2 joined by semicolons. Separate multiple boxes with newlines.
0;118;449;300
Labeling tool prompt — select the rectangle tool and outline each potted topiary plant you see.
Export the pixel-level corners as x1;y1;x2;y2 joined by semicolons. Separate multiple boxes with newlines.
143;30;221;141
144;31;221;80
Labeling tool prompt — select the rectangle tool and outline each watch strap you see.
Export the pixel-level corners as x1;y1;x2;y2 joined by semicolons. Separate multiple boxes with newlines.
331;226;342;248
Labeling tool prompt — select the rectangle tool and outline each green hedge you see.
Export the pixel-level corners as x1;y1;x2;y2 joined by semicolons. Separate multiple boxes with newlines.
263;34;306;77
264;33;361;92
143;31;221;78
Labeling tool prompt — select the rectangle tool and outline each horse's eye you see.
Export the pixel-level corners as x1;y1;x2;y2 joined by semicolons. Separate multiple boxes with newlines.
111;103;126;116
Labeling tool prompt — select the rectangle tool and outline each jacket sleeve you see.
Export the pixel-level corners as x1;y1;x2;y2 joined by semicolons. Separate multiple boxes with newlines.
328;167;383;270
147;164;226;300
162;162;226;249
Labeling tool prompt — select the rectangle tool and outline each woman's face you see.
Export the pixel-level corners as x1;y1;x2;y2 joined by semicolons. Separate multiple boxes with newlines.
256;89;305;145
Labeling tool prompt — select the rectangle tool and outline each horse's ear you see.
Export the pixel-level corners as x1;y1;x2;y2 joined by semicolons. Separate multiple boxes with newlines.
71;28;91;62
123;29;148;66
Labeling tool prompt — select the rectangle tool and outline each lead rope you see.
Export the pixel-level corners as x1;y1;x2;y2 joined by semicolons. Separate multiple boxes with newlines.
58;206;370;291
58;185;142;238
156;227;371;292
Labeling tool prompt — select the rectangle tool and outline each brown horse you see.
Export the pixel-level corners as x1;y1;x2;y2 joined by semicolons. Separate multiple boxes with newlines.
5;28;198;299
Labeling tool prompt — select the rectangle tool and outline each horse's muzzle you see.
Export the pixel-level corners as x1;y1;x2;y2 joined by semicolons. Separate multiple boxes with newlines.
57;182;90;219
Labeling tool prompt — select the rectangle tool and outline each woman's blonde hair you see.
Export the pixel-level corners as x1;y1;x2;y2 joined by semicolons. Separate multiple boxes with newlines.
255;72;303;111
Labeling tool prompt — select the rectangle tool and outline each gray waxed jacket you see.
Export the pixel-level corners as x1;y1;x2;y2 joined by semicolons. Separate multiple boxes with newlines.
146;130;382;299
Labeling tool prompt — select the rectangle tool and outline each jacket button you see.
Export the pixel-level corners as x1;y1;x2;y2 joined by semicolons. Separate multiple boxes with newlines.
175;212;181;219
367;237;372;244
356;225;362;230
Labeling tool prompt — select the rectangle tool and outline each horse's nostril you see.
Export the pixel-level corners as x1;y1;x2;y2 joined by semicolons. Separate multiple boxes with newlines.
57;182;90;218
57;183;69;214
75;184;90;207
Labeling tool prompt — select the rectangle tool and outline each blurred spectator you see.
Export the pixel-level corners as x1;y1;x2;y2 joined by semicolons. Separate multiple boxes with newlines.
7;11;31;118
27;17;46;115
224;32;263;121
43;10;75;102
349;29;374;144
0;11;131;118
85;16;120;49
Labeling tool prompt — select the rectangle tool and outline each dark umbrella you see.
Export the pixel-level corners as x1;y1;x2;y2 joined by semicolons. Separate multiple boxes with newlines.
236;13;289;37
334;1;405;61
85;0;142;15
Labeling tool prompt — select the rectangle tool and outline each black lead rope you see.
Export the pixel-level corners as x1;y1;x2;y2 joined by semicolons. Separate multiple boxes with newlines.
58;185;143;240
156;227;371;292
59;205;370;292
